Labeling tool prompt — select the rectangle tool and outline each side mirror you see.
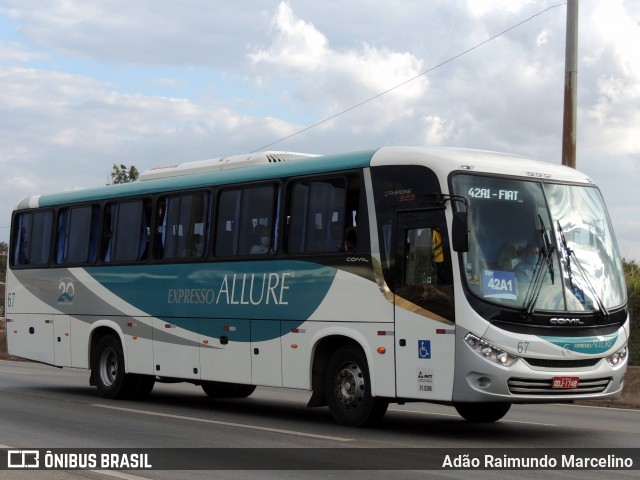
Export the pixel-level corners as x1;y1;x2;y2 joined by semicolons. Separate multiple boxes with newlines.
452;211;469;252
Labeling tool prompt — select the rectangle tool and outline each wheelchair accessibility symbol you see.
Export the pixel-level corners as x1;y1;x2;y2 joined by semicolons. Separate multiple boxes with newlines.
418;340;431;359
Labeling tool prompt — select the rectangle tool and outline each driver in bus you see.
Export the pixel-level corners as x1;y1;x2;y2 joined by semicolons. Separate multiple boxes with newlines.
513;244;539;283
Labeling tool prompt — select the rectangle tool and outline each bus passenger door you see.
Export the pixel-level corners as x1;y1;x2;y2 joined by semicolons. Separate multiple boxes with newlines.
394;211;455;401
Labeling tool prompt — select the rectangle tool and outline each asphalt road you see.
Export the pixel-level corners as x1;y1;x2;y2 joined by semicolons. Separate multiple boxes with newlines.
1;359;639;480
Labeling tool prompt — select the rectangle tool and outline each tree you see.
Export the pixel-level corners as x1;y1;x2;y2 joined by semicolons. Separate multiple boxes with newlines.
623;259;640;365
108;164;139;185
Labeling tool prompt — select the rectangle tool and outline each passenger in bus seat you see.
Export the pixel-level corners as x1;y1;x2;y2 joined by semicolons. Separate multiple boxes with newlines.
191;234;204;257
250;225;272;254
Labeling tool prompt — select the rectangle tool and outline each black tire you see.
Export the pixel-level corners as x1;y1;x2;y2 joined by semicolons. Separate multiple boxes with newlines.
202;381;256;399
324;345;388;427
454;402;511;423
92;334;138;399
129;374;156;399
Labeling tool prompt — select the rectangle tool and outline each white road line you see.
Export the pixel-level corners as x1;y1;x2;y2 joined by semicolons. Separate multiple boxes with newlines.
501;419;559;426
388;408;559;426
0;368;33;375
92;404;353;442
89;471;154;480
0;444;153;480
556;403;640;413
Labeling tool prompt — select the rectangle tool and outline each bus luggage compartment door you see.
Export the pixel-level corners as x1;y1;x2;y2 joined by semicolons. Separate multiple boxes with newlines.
7;314;55;365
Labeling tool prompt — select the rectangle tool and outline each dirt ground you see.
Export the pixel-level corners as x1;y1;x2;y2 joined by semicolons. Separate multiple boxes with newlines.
1;319;638;409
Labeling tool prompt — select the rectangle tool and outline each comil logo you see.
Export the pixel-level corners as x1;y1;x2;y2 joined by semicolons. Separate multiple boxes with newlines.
550;317;584;326
8;450;40;468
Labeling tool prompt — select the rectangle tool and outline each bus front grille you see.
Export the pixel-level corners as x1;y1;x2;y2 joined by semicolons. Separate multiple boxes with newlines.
523;357;601;369
507;377;611;395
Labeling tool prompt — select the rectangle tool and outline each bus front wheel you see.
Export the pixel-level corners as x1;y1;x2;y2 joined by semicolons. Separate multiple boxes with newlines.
324;345;388;427
454;402;511;422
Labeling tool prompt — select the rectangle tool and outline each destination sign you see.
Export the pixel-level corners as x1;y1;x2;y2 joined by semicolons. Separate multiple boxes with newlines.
467;187;521;201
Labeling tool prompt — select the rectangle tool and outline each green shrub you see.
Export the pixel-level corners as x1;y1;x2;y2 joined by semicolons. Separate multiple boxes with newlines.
625;259;640;365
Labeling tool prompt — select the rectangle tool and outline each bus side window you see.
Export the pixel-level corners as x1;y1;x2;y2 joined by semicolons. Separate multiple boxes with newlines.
158;192;209;260
102;199;151;263
239;185;276;255
101;204;116;262
287;178;349;254
11;210;53;267
403;227;444;286
215;185;277;257
215;190;240;257
56;205;99;265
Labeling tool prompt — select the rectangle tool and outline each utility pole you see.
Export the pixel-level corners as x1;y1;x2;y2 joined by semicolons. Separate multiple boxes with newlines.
562;0;578;168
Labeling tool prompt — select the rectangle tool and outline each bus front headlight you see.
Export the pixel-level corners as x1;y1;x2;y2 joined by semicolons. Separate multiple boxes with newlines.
464;333;519;367
606;345;628;367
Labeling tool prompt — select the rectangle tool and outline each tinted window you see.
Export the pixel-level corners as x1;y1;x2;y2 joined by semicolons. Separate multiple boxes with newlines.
288;178;357;254
215;185;277;257
102;199;151;263
156;192;209;260
56;205;100;264
11;210;53;266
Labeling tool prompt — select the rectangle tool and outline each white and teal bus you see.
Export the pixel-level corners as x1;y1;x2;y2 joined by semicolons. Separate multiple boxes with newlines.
5;147;629;426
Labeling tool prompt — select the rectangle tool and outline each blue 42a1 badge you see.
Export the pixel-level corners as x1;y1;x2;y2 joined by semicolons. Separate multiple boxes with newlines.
482;270;517;300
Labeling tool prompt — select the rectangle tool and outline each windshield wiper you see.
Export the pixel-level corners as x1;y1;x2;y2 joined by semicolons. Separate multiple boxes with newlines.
523;215;555;315
556;221;610;319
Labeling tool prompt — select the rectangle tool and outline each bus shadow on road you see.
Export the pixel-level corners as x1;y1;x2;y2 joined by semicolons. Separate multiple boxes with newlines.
30;382;585;446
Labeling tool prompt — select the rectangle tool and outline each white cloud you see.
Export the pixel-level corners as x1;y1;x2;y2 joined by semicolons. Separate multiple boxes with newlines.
578;0;640;162
0;40;49;62
589;0;640;77
467;0;535;17
0;0;261;67
250;2;328;71
249;2;428;130
421;115;456;145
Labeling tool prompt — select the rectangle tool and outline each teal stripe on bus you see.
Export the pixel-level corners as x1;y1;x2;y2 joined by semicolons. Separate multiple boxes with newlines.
85;260;339;340
539;332;619;354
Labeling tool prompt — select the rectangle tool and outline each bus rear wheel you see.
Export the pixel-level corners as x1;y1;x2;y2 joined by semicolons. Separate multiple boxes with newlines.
324;345;388;427
454;402;511;423
130;374;155;399
92;334;153;399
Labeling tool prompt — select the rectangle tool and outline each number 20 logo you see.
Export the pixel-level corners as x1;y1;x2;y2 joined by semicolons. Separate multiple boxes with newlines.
58;278;75;303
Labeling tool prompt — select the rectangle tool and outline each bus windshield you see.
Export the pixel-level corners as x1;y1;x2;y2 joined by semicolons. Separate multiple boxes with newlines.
452;174;626;314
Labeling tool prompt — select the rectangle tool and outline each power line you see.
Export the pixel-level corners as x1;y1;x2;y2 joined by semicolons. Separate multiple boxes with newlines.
252;1;567;152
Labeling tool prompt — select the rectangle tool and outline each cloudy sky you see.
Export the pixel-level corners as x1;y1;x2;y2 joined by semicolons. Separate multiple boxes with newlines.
0;0;638;260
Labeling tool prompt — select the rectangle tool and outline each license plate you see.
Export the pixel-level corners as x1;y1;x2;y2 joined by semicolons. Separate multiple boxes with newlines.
552;376;579;389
